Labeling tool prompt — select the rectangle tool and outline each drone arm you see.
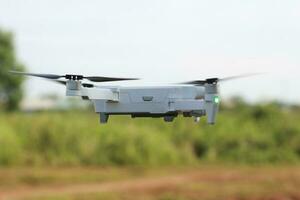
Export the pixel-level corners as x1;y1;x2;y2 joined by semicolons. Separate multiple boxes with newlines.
66;87;119;101
83;88;119;101
204;84;219;124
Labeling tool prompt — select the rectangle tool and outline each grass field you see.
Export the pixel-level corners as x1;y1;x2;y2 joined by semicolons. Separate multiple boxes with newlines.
1;101;300;199
1;101;300;167
0;165;300;200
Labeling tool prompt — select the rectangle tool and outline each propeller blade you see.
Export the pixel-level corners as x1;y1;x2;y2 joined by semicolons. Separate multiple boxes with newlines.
180;73;262;85
181;80;207;85
10;71;64;79
84;76;139;82
82;83;95;88
181;78;218;85
54;80;67;85
10;71;139;82
218;73;262;82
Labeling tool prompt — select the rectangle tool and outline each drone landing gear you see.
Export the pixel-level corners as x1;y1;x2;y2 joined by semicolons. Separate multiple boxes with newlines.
164;116;175;122
194;117;200;123
100;113;109;124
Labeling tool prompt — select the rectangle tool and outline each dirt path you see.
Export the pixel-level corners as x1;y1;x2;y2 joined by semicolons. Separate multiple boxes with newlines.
1;167;300;200
0;172;195;200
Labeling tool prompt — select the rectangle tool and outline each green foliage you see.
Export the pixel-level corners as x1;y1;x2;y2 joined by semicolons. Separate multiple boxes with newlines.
0;121;22;165
1;101;300;166
0;28;25;111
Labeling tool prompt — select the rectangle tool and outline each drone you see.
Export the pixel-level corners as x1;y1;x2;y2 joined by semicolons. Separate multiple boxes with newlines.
11;71;256;125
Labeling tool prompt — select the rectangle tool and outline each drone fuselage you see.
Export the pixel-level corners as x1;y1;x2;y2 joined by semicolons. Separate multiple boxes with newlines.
66;81;219;124
11;71;258;125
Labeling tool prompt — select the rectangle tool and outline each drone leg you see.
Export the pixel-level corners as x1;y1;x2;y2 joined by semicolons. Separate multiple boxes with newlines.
100;113;109;124
194;117;200;123
164;116;174;122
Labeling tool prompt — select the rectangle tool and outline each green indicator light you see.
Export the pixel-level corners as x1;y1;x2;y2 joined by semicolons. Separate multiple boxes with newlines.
214;96;220;104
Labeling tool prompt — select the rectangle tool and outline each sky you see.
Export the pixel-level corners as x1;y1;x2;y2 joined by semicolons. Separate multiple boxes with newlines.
0;0;299;103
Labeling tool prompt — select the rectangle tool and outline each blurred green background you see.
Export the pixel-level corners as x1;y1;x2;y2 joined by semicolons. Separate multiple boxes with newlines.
1;101;300;167
1;28;300;200
1;28;300;167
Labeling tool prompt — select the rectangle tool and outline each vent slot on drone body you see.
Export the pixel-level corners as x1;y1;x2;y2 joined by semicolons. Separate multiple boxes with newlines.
143;96;154;101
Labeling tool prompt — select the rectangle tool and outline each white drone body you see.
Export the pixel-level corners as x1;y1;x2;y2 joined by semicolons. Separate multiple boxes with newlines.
66;80;219;124
11;71;255;125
